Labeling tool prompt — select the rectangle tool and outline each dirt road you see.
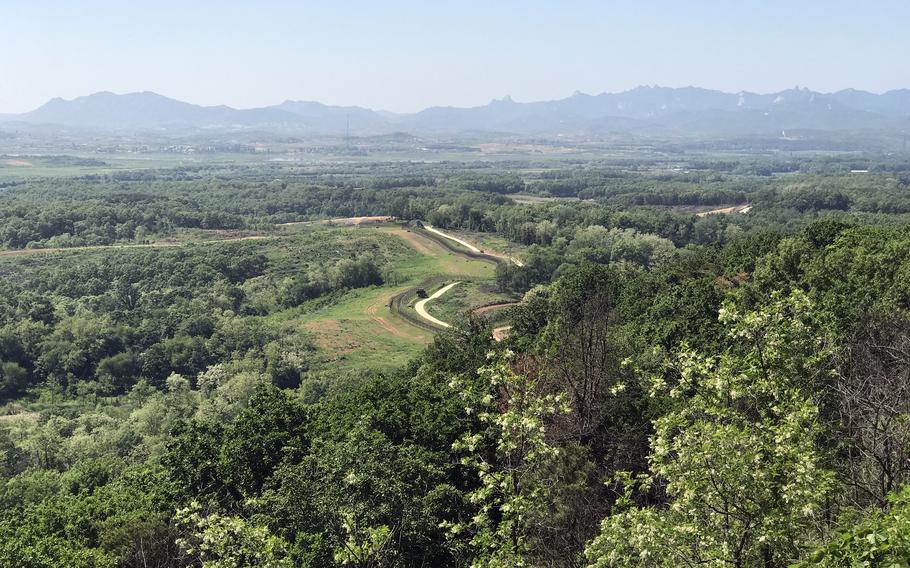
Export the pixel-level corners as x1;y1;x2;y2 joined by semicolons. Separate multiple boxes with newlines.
472;301;518;317
425;225;482;253
424;225;525;267
695;204;752;217
414;282;460;328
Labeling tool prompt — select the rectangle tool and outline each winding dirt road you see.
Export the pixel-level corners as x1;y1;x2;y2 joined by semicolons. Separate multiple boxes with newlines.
425;225;525;267
414;282;460;328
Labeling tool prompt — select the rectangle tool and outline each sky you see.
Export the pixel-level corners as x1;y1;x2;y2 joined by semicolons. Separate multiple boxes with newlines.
2;0;909;114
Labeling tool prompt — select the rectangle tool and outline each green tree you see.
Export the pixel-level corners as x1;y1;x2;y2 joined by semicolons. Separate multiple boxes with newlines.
798;483;910;567
0;361;29;401
586;291;835;567
176;501;292;568
447;353;570;567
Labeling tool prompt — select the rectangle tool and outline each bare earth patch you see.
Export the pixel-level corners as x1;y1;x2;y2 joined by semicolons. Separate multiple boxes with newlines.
279;216;393;227
696;204;753;217
303;320;361;354
472;301;518;316
393;229;436;255
366;299;407;338
492;326;512;342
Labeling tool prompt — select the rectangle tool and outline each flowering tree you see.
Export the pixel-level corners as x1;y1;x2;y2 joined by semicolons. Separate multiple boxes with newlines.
176;501;291;568
448;352;570;567
586;291;835;567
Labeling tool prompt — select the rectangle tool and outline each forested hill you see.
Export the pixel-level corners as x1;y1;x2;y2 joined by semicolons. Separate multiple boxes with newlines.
2;157;910;565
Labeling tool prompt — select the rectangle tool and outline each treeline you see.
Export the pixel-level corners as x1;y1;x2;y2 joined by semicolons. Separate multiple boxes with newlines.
0;229;396;401
4;162;910;251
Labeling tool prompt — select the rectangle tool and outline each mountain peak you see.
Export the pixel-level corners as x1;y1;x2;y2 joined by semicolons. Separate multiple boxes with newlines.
7;86;910;134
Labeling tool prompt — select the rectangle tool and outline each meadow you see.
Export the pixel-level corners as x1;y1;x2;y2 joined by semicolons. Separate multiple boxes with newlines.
272;223;506;370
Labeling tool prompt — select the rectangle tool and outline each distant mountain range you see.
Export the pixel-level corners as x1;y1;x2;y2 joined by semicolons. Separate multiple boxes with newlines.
2;87;910;137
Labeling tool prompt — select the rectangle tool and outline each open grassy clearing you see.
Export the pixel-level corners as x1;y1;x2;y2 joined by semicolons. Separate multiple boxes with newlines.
0;153;290;180
505;193;585;204
268;224;501;370
0;155;202;180
0;230;272;258
375;226;496;280
290;284;435;371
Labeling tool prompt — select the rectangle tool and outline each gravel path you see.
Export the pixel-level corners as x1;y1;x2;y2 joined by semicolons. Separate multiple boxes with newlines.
414;282;460;328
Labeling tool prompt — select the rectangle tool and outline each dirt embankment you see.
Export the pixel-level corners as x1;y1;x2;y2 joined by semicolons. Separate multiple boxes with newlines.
472;301;519;316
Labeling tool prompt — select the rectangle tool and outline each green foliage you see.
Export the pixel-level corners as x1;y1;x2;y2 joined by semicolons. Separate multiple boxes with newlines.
447;354;570;567
177;501;292;568
4;158;910;566
586;292;836;567
0;361;28;400
218;385;309;496
0;463;179;568
753;225;910;327
799;484;910;567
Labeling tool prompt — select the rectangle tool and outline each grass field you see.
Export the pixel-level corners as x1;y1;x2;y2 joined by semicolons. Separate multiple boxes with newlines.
0;154;215;180
268;224;503;371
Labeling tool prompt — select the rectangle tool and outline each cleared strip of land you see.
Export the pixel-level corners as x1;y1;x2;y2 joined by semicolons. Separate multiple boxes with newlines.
695;204;752;217
425;225;525;267
0;235;270;257
278;216;393;227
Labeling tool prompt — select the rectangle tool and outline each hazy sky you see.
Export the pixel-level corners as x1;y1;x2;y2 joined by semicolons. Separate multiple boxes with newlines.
2;0;908;114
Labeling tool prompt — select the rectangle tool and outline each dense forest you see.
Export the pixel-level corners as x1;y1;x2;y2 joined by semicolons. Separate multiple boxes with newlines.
2;154;910;566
